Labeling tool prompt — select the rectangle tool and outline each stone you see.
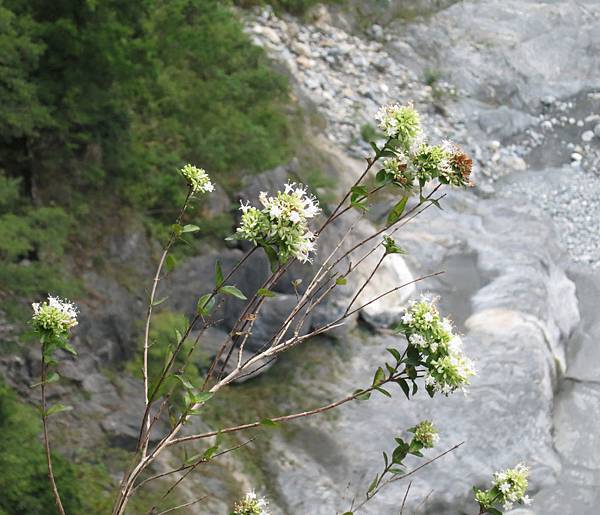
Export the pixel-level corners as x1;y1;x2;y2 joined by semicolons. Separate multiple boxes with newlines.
581;130;595;142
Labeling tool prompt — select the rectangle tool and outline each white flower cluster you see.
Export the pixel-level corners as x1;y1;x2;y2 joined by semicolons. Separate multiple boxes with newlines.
236;182;320;264
179;164;214;194
475;463;532;511
399;296;475;395
232;491;270;515
32;295;78;336
412;420;439;449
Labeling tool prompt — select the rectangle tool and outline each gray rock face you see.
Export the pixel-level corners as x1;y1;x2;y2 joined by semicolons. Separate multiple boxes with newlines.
242;2;599;514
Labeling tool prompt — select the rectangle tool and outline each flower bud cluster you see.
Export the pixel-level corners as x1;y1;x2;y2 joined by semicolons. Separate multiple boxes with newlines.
232;491;270;515
32;295;78;337
179;164;214;194
236;182;320;263
399;297;475;395
412;420;439;449
475;463;532;511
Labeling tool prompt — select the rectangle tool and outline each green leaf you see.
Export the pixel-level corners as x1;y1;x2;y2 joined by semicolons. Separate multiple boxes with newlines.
215;260;224;288
202;445;219;460
260;418;280;428
62;342;77;356
46;404;72;417
353;389;371;401
183;453;203;466
387;195;409;225
192;391;214;404
335;277;347;285
374;386;391;398
372;366;385;386
181;224;200;233
152;296;168;306
392;441;409;464
370;141;380;154
375;169;387;186
261;244;280;272
367;474;379;493
174;374;194;390
196;294;215;316
257;288;275;297
397;378;410;399
165;254;176;273
386;348;402;363
220;285;247;300
46;372;60;384
171;223;183;236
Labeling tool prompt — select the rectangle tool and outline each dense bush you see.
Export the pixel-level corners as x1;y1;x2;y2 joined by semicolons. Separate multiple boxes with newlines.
0;0;291;298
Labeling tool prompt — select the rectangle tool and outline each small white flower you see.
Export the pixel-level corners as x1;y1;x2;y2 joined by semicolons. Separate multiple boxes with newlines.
523;495;533;505
409;333;425;347
240;200;251;213
269;204;283;218
503;501;513;511
288;210;301;223
402;312;414;325
441;317;453;333
499;482;511;493
423;312;434;323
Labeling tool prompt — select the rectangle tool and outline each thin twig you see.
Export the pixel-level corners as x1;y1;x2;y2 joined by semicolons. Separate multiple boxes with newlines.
400;480;412;514
154;495;208;515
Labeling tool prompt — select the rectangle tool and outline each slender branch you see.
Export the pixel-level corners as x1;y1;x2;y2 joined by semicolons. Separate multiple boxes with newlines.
141;190;192;455
154;495;208;515
352;442;464;513
167;371;407;447
146;439;256;514
40;350;66;515
134;438;255;493
400;481;412;514
344;250;386;315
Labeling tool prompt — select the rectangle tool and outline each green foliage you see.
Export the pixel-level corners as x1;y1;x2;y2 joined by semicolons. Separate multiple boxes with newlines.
0;0;293;302
0;173;79;309
360;123;379;143
0;380;112;514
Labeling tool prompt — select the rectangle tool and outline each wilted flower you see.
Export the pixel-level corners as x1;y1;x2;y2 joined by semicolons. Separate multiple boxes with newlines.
475;463;532;512
411;420;439;448
398;296;475;395
382;155;414;190
235;182;320;264
232;491;270;515
179;164;214;194
32;295;78;336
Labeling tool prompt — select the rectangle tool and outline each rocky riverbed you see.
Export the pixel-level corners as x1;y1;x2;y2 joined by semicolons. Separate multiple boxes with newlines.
237;1;600;513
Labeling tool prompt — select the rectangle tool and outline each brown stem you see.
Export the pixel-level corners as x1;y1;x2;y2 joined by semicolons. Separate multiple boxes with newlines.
344;250;386;315
167;371;406;447
140;190;192;454
41;352;66;515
